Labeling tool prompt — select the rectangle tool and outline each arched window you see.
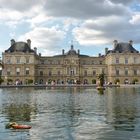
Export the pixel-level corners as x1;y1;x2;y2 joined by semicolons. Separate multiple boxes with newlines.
39;79;43;84
84;79;88;84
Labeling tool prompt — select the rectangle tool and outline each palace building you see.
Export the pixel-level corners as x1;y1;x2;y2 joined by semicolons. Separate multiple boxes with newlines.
1;39;140;85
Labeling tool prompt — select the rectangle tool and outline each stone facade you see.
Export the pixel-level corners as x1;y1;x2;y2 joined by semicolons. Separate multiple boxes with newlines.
1;39;140;85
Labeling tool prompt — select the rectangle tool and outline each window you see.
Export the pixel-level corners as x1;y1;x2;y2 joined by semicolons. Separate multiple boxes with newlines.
16;57;20;64
125;68;128;75
70;69;74;75
16;68;20;75
84;70;87;76
40;71;43;76
116;58;119;64
134;69;137;75
99;61;102;64
7;70;11;76
83;60;86;65
41;60;44;64
125;58;128;64
49;71;52;76
93;70;96;76
7;59;11;64
58;61;60;65
57;71;60;76
134;57;137;64
26;58;29;63
116;69;119;75
26;68;29;75
102;69;105;73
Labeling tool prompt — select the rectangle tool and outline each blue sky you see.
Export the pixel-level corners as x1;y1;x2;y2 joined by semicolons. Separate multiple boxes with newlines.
0;0;140;56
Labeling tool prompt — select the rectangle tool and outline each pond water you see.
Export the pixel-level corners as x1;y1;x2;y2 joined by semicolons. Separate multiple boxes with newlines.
0;87;140;140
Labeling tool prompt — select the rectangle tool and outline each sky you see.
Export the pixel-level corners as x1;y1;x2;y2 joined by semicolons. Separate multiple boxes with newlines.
0;0;140;57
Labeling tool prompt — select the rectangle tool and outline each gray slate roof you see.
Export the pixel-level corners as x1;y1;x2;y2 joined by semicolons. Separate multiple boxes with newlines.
108;42;139;53
53;45;89;58
5;42;34;53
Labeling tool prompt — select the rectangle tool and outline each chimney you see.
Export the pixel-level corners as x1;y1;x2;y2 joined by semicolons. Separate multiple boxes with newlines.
39;53;41;57
129;40;133;45
77;49;80;55
105;48;108;55
34;47;37;54
10;39;15;46
113;40;118;48
62;49;65;55
27;39;31;48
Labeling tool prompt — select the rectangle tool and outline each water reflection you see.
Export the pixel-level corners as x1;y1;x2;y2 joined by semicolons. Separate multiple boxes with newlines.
0;87;140;140
0;88;38;123
3;103;36;122
106;87;137;131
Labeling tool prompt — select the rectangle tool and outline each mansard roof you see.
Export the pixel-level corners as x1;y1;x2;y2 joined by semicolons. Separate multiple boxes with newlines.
108;41;139;54
114;43;138;53
5;41;34;53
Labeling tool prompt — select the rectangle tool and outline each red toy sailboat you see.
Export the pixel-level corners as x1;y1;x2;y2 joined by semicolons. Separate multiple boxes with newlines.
6;122;31;129
12;124;31;129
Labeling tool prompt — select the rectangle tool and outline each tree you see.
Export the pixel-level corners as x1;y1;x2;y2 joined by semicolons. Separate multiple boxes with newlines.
0;76;4;85
115;79;120;84
7;78;13;84
132;78;138;84
27;79;33;84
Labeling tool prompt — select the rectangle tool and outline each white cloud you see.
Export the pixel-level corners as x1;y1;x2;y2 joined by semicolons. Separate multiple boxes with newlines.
44;0;129;19
110;0;135;4
18;27;65;56
0;4;45;28
0;0;140;55
63;18;81;31
129;12;140;25
27;13;53;28
73;15;140;46
0;0;43;11
73;26;109;45
0;9;23;21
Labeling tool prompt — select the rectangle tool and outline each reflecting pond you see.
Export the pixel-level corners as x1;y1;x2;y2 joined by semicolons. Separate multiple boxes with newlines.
0;87;140;140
